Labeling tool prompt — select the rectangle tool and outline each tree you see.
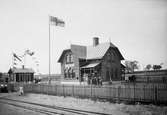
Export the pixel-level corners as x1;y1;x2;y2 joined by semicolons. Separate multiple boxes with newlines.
153;65;162;70
145;64;152;70
0;72;2;78
124;60;139;73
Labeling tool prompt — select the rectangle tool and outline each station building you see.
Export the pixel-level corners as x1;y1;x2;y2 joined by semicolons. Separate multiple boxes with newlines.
58;37;124;84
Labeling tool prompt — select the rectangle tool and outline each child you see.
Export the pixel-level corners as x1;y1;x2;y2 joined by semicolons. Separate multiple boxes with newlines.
19;87;24;96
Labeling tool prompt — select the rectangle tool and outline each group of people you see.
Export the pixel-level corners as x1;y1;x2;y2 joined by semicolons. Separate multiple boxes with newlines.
82;73;103;86
91;76;102;85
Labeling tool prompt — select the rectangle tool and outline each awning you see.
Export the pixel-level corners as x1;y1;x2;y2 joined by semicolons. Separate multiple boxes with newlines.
81;62;100;69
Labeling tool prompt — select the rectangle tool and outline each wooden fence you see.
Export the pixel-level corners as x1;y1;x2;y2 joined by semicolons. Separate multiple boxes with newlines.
124;69;167;83
11;83;167;104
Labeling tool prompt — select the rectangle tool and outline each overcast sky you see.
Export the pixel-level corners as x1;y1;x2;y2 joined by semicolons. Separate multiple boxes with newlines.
0;0;167;74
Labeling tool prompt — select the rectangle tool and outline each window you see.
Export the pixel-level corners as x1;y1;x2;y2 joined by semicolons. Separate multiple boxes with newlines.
66;55;69;63
72;70;75;78
66;54;73;64
64;70;67;78
107;53;111;61
64;68;75;79
69;54;72;63
111;53;114;61
115;69;118;78
70;54;74;62
16;74;18;82
111;68;113;79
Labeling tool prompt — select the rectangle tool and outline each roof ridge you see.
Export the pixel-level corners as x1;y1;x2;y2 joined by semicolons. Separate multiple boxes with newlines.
71;44;86;47
86;42;116;47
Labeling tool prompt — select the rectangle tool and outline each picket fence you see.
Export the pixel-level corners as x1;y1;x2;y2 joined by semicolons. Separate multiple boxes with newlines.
12;83;167;104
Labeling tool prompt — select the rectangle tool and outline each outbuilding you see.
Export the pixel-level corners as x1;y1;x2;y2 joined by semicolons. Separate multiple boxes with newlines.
8;67;34;83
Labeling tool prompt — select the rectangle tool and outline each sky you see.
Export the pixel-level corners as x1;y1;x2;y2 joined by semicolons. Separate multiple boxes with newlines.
0;0;167;74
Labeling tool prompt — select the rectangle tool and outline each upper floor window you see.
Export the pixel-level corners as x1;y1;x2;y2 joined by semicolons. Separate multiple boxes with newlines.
111;53;114;61
66;55;69;63
107;52;111;61
66;54;73;64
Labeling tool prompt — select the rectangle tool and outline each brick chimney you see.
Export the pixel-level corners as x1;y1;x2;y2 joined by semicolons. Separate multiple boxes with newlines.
93;37;99;47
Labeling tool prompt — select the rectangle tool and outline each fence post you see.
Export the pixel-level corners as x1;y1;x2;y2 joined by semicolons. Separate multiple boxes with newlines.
154;85;158;104
134;83;135;102
91;85;92;98
46;84;48;95
118;86;121;102
109;86;111;100
84;86;88;97
143;84;145;102
84;85;85;98
72;85;74;96
31;84;33;93
40;84;42;94
55;85;57;96
63;84;65;97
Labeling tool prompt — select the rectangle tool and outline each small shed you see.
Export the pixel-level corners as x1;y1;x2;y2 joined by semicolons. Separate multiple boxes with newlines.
8;67;34;83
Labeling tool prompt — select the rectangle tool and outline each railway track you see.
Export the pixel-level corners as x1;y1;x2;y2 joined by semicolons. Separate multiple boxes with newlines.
0;96;111;115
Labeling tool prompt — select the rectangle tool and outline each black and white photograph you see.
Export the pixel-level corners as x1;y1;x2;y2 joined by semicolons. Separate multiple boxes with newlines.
0;0;167;115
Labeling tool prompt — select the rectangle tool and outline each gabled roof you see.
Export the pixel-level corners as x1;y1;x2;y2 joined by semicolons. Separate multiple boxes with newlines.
8;67;34;74
58;45;87;62
58;49;71;62
87;42;117;60
58;41;124;63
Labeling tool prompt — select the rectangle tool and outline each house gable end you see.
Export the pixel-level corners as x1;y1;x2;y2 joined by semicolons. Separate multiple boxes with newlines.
58;49;71;63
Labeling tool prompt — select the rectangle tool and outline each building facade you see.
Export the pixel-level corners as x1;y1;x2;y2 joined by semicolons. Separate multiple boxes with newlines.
58;37;124;84
8;67;34;83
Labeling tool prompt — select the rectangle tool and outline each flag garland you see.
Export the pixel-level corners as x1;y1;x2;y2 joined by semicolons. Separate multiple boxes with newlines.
13;53;22;61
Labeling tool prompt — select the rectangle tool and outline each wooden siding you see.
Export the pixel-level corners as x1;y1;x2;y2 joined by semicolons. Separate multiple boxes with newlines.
101;47;121;81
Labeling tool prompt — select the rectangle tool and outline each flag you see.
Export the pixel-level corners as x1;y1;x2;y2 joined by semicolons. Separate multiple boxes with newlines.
25;50;35;56
29;52;34;56
49;16;65;27
13;53;22;61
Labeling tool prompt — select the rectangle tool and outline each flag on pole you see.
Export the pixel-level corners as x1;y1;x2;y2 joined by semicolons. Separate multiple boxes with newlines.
13;53;22;61
49;16;65;27
25;49;35;56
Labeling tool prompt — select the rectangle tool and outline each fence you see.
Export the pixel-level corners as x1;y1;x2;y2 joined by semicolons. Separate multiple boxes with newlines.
11;83;167;104
125;69;167;83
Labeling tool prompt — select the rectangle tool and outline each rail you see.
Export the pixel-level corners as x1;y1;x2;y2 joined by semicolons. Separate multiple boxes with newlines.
0;97;110;115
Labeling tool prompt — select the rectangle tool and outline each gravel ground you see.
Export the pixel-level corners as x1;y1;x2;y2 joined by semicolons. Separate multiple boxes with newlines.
0;103;46;115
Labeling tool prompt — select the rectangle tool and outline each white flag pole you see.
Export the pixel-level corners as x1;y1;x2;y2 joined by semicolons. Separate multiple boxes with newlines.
48;16;64;84
12;52;14;68
49;16;51;84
